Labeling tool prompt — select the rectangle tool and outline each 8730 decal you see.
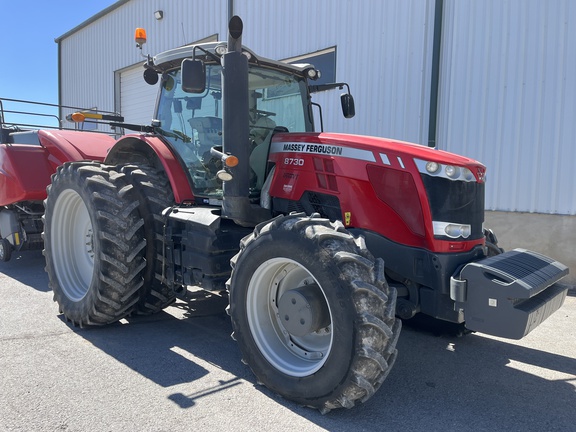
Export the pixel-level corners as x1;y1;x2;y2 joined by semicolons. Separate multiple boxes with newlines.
284;158;305;166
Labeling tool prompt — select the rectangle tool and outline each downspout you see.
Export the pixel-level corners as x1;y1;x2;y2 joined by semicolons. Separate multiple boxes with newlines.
427;0;444;147
228;0;234;23
56;39;62;128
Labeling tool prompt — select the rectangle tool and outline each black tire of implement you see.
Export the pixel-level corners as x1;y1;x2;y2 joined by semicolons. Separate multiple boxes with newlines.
43;162;146;326
484;228;504;256
227;213;401;413
0;237;12;262
120;164;176;313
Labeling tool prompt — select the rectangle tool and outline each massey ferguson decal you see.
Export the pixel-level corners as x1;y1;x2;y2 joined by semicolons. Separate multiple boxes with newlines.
280;142;343;155
271;141;376;162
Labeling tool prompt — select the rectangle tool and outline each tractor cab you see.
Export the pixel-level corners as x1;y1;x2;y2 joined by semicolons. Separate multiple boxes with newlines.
152;56;313;200
147;42;317;208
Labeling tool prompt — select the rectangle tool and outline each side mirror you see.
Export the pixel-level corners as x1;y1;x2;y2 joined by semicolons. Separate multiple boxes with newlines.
341;93;355;119
181;58;206;93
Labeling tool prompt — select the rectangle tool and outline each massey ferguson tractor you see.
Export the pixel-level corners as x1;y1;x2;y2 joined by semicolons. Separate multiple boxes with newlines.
41;17;569;412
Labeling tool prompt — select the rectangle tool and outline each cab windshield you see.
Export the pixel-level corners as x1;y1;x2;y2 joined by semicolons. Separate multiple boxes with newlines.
155;63;311;199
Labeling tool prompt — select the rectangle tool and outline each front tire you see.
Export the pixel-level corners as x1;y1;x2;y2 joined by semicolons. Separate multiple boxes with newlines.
228;214;401;413
43;162;146;326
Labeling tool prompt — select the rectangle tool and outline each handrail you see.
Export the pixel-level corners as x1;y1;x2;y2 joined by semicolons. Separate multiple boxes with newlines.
0;97;122;134
2;109;62;128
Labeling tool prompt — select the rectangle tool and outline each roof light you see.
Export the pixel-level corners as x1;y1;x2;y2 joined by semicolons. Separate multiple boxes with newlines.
135;28;147;47
305;68;321;80
215;44;227;55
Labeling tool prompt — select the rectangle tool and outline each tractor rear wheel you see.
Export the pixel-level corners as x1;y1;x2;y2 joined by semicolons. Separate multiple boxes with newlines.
120;164;176;314
43;162;146;326
227;213;401;413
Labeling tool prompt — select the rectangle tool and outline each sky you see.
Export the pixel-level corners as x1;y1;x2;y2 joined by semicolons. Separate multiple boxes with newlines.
0;0;118;125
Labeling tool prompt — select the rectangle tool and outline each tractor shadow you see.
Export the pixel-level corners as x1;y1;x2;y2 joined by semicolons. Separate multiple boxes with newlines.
0;249;50;292
66;293;576;431
311;317;576;431
65;296;256;408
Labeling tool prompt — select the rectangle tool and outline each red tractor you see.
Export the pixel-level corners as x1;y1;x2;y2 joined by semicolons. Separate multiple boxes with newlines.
42;17;568;412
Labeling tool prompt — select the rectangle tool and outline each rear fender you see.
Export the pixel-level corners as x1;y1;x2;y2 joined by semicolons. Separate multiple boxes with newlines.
105;135;194;203
37;130;114;166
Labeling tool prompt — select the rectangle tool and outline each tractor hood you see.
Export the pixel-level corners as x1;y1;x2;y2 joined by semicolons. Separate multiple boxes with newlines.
271;132;486;181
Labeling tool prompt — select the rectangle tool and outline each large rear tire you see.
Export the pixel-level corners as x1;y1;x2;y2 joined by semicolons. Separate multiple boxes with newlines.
43;162;146;326
227;213;401;413
120;164;176;314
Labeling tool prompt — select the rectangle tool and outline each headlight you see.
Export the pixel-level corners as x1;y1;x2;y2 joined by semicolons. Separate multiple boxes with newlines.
426;161;440;174
415;159;477;183
433;221;471;239
445;165;460;179
462;168;475;181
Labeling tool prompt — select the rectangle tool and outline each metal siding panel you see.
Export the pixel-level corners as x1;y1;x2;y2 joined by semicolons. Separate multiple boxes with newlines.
61;0;434;144
59;0;225;125
438;0;576;215
235;0;434;144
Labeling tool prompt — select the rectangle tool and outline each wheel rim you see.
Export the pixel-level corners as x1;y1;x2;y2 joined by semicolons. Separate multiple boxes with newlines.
247;258;333;377
51;189;95;301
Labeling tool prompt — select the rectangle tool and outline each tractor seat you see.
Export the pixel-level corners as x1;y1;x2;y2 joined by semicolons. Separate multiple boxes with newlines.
188;116;222;149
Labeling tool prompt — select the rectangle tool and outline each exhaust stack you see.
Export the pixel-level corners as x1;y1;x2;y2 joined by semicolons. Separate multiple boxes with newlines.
221;16;270;226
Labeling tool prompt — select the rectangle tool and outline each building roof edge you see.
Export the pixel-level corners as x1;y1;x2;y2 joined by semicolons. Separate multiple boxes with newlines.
54;0;131;43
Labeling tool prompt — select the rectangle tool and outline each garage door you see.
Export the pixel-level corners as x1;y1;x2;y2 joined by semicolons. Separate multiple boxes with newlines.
118;63;160;125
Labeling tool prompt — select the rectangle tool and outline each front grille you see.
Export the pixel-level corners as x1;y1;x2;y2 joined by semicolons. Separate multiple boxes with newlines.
421;175;485;240
273;191;342;221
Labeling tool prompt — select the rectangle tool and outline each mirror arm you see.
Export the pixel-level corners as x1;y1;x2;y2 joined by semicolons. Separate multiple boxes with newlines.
309;82;351;94
192;46;222;64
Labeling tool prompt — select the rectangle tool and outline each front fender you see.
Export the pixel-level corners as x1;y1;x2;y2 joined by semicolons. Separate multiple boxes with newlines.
105;134;194;203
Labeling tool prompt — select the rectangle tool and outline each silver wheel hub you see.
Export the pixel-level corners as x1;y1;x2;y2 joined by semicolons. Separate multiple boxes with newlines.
277;284;330;337
246;259;333;377
51;189;95;301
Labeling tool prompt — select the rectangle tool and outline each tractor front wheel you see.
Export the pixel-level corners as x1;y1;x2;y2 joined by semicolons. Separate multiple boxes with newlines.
228;213;401;413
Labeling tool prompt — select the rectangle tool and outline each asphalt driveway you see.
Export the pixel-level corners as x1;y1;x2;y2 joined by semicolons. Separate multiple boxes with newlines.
1;250;575;431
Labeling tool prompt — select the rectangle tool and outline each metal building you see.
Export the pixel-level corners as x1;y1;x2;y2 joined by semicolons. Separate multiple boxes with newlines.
56;0;576;281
